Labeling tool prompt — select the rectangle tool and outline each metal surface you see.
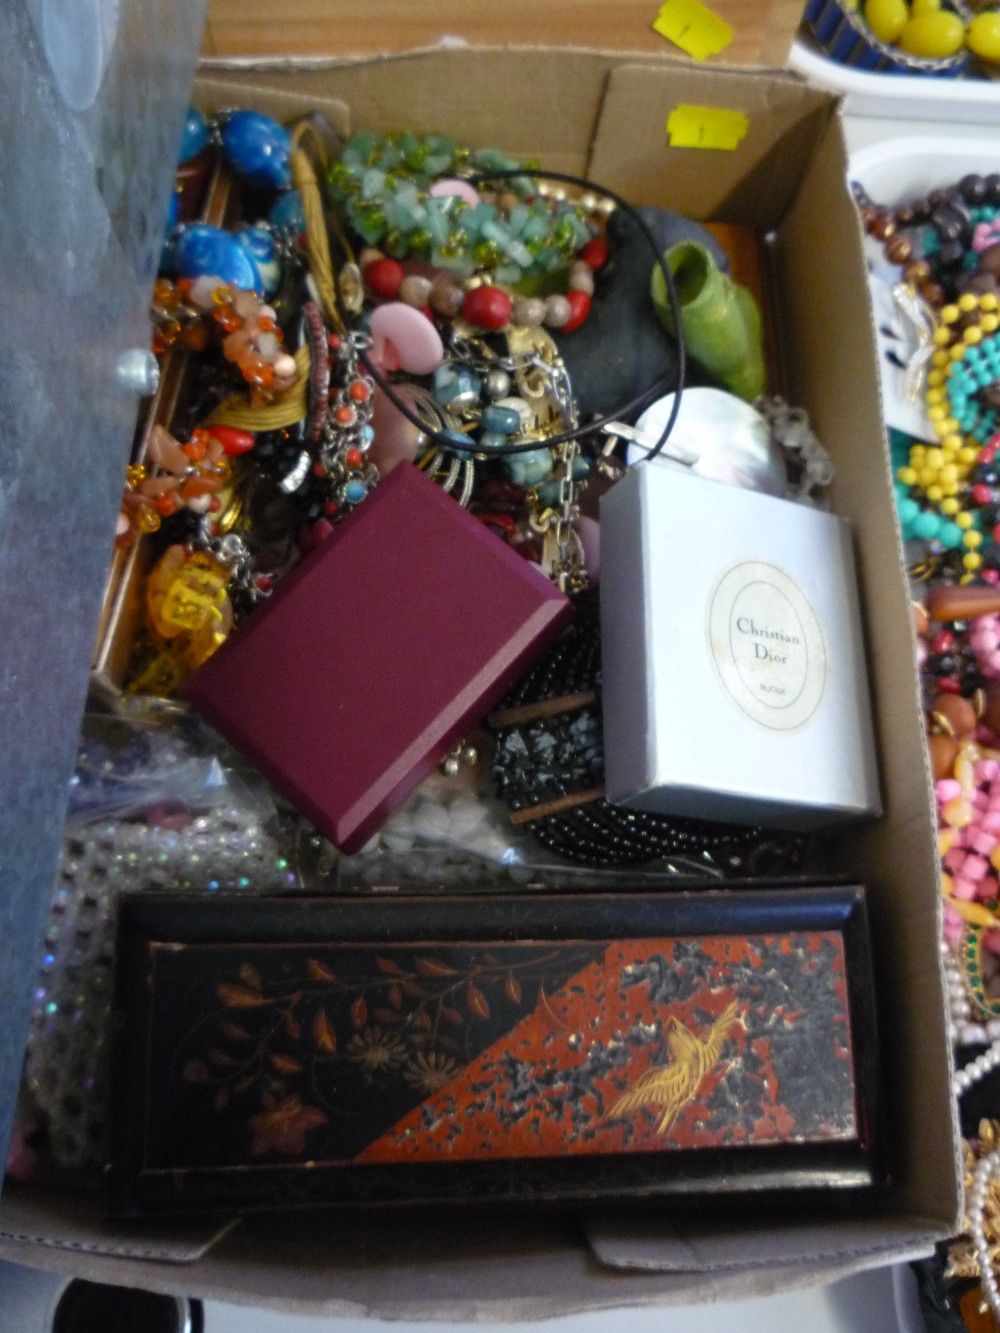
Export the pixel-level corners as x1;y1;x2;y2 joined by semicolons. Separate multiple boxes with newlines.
0;0;206;1182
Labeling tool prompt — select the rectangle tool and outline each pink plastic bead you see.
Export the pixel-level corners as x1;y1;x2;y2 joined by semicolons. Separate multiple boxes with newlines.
965;854;990;881
936;778;963;803
971;829;999;856
951;876;978;899
973;789;991;810
944;848;968;873
976;759;1000;783
983;811;1000;832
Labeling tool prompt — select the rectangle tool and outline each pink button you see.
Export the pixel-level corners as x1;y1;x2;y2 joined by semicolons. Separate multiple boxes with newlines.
951;876;977;900
428;178;481;207
965;854;990;881
370;302;444;377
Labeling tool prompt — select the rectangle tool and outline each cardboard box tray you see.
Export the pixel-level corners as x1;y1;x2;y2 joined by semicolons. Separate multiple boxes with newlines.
0;42;960;1318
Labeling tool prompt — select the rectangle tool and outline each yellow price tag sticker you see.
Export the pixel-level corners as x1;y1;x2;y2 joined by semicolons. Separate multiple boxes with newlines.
666;105;749;151
652;0;734;60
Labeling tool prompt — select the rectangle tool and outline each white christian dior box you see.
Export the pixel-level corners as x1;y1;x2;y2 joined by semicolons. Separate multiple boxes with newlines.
599;463;882;830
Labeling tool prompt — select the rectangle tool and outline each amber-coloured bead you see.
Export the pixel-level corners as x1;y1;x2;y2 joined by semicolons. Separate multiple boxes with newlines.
870;213;897;241
886;234;913;265
919;281;946;307
904;259;931;285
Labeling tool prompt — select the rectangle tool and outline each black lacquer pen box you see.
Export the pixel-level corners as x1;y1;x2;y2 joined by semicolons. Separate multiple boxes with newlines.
108;885;879;1216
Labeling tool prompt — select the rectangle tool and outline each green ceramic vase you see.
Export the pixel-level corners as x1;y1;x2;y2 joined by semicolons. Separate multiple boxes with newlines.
651;239;766;402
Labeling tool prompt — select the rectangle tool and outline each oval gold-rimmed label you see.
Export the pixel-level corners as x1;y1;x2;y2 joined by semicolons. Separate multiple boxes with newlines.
708;562;826;731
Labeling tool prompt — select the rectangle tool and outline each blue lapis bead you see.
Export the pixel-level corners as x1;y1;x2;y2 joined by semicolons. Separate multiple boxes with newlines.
482;404;522;435
179;107;209;164
503;448;552;487
234;227;281;296
176;224;263;293
270;189;305;236
219;110;292;190
345;480;367;504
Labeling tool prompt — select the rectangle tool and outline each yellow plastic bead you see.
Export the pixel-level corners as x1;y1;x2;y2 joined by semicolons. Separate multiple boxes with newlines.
912;0;941;12
928;369;946;387
911;444;927;459
918;467;936;487
960;447;980;465
959;292;980;313
944;420;960;435
898;11;966;58
943;434;963;451
942;304;960;324
964;552;984;571
957;511;974;528
970;13;1000;59
926;447;945;467
983;315;1000;334
926;387;945;404
942;497;960;515
928;405;947;422
933;349;950;367
927;484;944;502
943;480;961;496
940;463;959;484
965;325;984;345
950;345;967;361
897;466;918;485
982;292;1000;312
942;794;974;828
965;530;984;548
864;0;909;42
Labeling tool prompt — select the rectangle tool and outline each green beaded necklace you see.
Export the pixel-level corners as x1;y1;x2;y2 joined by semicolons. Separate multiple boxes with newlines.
326;130;598;287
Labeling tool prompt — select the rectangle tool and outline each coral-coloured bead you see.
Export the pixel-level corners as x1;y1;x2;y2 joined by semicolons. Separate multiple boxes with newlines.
207;426;255;456
349;380;370;402
155;491;180;517
183;437;208;462
973;483;993;506
581;237;609;270
364;257;405;300
345;447;363;468
562;289;591;333
335;405;356;426
462;285;513;330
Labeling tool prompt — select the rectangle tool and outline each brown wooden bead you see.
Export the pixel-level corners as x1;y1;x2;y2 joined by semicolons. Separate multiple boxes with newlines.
919;282;946;308
984;680;1000;735
886;234;913;264
928;731;960;780
929;583;1000;621
871;214;897;241
932;692;978;738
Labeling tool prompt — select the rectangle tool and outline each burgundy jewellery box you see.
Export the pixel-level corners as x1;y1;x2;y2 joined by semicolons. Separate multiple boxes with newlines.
180;462;572;851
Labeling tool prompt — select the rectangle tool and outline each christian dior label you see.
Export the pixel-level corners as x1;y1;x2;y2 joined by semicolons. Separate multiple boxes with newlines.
708;562;826;731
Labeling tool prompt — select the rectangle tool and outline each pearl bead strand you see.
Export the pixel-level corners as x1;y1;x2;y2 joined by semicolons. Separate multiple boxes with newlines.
969;1146;1000;1321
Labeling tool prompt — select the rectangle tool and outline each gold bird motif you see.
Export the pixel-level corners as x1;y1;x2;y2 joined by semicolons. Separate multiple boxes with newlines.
610;1001;741;1136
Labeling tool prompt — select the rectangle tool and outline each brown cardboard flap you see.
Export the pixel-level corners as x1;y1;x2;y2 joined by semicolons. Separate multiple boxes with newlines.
202;0;806;68
199;47;623;178
588;62;834;226
584;1212;943;1274
773;114;963;1222
0;1186;238;1266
